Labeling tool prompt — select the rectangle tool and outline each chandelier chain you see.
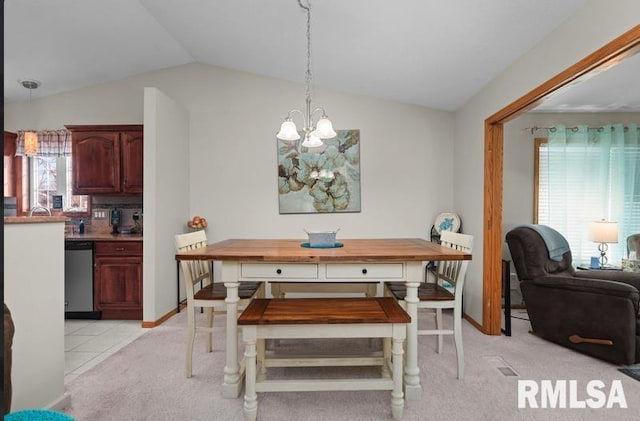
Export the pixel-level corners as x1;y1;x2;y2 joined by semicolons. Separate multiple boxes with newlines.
299;0;312;107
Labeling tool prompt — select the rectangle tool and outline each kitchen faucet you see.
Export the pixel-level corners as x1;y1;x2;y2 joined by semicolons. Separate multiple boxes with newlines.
28;206;52;216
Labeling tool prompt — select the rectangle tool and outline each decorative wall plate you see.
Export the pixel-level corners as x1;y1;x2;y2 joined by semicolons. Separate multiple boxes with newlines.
434;212;461;234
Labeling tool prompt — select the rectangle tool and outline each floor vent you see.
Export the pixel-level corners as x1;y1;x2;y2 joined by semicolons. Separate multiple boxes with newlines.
497;366;518;376
483;355;519;377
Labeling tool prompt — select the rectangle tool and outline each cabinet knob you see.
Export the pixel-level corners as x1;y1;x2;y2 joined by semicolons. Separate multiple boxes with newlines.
276;269;282;275
115;247;125;251
362;268;368;275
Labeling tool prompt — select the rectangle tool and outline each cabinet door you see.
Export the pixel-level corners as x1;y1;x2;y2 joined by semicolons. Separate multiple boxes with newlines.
94;256;142;311
72;132;121;194
121;131;143;193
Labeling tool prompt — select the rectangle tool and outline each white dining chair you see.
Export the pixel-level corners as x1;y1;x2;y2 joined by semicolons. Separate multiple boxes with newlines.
385;231;473;379
175;230;264;378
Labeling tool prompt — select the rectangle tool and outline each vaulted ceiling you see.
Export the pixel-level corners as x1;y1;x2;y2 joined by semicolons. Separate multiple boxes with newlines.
10;0;629;112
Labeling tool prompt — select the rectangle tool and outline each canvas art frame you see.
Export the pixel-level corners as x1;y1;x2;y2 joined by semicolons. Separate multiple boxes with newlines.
277;129;361;214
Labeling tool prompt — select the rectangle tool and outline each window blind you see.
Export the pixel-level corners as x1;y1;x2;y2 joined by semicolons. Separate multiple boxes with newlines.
537;126;640;266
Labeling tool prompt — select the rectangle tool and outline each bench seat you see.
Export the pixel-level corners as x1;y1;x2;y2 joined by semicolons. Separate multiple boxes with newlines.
238;297;410;421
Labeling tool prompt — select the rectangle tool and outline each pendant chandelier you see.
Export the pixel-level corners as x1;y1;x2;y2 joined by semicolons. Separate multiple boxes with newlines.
22;79;41;157
276;0;336;148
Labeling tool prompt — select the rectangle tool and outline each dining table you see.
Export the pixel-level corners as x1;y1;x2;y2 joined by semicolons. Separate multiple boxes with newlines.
174;237;472;400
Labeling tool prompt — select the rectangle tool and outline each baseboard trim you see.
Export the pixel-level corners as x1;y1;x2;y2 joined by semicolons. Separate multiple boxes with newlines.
48;392;71;411
141;304;186;328
463;312;485;333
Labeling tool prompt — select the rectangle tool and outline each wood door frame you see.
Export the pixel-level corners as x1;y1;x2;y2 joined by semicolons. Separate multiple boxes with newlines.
482;24;640;335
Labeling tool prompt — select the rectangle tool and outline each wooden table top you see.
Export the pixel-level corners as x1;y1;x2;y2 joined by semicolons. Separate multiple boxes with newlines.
175;238;472;263
238;297;411;325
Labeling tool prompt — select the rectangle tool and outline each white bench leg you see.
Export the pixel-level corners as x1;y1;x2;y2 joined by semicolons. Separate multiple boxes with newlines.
243;327;258;421
391;325;405;420
257;338;267;380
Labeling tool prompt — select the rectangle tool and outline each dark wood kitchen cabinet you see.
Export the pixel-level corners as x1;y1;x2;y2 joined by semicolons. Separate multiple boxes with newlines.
67;125;143;194
94;241;143;320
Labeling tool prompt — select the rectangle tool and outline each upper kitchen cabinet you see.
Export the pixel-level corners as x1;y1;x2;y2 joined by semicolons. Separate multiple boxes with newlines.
120;131;144;193
66;125;143;194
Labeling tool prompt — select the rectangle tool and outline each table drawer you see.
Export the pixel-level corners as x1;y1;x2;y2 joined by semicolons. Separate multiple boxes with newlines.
325;263;403;279
95;241;143;256
241;263;318;279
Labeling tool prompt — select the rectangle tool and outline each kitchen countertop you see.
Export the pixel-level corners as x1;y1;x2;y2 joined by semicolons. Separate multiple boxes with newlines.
4;217;142;241
5;216;69;224
65;231;143;242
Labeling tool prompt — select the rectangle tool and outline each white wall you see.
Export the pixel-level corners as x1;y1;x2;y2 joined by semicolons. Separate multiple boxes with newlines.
454;0;640;323
5;63;456;321
4;221;68;411
143;88;190;321
187;69;455;242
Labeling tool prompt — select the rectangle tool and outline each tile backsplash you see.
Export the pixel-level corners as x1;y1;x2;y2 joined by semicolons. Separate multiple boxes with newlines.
70;195;143;231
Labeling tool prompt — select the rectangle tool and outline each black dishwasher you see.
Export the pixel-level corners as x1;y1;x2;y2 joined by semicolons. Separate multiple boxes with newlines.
65;241;101;319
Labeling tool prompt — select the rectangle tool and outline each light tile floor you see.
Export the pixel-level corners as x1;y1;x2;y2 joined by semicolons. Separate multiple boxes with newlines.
64;319;148;384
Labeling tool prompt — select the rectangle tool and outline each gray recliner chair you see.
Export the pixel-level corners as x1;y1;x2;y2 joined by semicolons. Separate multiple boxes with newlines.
506;225;640;365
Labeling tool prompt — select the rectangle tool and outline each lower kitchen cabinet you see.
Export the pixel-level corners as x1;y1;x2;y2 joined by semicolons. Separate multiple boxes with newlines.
94;241;142;319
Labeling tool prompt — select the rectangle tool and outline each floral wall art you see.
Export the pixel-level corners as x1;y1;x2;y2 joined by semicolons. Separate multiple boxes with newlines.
278;129;361;214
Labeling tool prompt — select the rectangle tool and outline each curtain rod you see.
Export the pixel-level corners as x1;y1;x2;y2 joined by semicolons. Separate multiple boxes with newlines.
527;125;636;135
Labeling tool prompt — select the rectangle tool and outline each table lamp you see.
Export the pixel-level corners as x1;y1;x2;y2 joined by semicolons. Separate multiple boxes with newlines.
589;220;618;268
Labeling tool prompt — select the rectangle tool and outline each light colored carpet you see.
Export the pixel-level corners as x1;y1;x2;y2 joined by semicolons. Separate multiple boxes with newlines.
62;309;640;420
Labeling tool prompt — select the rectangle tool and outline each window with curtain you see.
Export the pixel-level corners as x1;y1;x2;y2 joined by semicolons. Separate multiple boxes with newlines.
15;129;89;214
536;124;640;265
29;156;88;212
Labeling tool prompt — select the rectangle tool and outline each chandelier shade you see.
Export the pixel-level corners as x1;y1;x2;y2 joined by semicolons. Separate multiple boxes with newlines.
312;117;337;139
301;133;323;148
277;120;301;141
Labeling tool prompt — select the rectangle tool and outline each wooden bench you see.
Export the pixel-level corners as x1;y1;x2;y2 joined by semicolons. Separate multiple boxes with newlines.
238;297;410;421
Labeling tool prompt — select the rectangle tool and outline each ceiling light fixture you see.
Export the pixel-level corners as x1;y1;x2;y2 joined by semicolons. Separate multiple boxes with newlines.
276;0;336;148
21;79;41;157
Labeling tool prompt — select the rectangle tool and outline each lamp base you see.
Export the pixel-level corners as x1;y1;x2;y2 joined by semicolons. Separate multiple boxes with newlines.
598;242;609;269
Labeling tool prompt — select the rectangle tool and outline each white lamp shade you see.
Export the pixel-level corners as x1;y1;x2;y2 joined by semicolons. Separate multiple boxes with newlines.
589;220;619;243
301;133;323;148
313;117;337;139
276;121;301;141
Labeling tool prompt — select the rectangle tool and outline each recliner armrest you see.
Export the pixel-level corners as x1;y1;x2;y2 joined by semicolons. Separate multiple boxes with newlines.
576;269;640;291
531;275;639;312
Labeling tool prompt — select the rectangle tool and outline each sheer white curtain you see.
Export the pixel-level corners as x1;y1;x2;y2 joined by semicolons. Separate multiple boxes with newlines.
538;124;640;265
